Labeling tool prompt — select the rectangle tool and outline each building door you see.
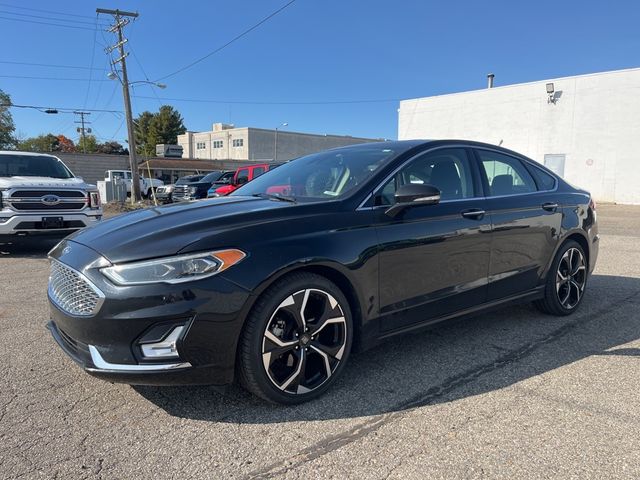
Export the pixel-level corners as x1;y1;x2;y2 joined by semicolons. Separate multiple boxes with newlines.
544;154;566;178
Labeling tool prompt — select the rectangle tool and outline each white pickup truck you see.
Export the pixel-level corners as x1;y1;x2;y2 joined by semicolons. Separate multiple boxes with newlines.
104;170;164;198
0;151;102;239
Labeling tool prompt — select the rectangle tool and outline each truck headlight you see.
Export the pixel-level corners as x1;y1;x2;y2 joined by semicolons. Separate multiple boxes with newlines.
88;191;101;209
189;186;197;194
101;249;246;285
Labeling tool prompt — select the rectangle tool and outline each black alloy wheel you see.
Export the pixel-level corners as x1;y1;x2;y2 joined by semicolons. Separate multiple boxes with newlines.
238;272;352;404
535;240;588;316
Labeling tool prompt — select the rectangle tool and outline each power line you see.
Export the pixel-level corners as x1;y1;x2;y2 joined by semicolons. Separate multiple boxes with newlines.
0;2;105;20
156;0;298;81
0;9;109;27
128;46;163;108
1;103;123;114
0;74;109;81
83;17;100;109
0;15;100;31
132;94;401;105
0;60;104;71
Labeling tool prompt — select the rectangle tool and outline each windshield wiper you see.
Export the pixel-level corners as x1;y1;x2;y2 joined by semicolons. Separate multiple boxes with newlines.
251;193;297;203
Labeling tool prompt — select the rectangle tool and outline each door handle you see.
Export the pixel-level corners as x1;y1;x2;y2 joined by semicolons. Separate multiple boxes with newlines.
542;202;559;211
461;209;486;219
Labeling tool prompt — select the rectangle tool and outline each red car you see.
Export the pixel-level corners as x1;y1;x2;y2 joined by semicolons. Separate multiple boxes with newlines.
211;163;282;196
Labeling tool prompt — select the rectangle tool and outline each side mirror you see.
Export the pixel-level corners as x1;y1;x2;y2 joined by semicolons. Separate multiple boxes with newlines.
385;184;441;218
236;177;249;186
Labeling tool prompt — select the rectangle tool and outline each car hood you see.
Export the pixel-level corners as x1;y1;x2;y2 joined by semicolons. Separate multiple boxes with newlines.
0;176;94;189
67;196;292;263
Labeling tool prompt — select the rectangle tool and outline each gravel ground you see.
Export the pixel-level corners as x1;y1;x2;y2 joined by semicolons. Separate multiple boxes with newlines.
0;204;639;479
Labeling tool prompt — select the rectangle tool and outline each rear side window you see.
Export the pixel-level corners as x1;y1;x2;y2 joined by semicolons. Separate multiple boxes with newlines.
528;164;557;191
253;166;266;178
477;150;537;196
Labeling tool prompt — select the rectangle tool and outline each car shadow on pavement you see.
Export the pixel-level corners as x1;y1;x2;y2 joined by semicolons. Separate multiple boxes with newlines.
0;236;61;258
134;273;639;423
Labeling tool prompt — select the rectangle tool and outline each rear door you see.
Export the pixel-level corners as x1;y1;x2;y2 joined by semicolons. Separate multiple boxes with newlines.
374;147;492;332
474;148;563;300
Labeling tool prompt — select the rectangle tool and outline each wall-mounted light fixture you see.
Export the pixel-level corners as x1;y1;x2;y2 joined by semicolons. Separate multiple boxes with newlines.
546;83;556;104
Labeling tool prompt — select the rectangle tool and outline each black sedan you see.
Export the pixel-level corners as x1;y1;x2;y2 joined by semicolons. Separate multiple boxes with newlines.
47;140;598;404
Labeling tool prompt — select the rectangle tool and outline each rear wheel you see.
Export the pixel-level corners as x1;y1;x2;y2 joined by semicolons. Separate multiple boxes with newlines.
238;272;353;404
535;240;588;316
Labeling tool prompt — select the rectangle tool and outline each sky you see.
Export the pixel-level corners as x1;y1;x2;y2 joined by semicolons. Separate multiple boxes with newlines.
1;0;639;146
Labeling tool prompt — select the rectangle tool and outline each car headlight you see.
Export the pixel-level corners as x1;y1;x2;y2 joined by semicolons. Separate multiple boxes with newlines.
101;249;246;285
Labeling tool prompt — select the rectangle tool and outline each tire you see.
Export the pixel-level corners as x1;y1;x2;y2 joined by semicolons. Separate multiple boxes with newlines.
237;272;353;404
535;240;588;316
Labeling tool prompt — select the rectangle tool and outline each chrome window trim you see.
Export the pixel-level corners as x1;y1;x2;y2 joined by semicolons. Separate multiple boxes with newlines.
357;144;560;211
87;345;192;372
48;258;106;317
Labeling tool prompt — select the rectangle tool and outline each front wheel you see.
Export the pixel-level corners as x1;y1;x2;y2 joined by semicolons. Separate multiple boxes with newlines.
535;240;588;316
237;272;353;404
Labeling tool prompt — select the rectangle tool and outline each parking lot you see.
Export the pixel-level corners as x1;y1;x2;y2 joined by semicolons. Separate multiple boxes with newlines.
1;204;639;479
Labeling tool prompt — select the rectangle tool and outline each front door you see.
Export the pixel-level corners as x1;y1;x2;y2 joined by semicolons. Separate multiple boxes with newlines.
374;147;491;332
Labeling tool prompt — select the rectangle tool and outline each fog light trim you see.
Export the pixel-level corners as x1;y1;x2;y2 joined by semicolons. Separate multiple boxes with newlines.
140;326;185;359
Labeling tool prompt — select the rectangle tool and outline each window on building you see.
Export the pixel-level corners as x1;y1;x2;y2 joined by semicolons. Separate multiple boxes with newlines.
196;142;206;150
477;150;537;196
233;139;244;147
212;140;224;149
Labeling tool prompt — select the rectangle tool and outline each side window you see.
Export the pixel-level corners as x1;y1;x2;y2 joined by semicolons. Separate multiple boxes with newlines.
253;166;266;178
236;168;250;184
477;150;537;196
375;148;475;205
529;164;557;191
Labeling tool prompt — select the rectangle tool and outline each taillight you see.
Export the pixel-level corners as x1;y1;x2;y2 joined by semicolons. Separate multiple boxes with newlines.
589;197;597;211
88;191;101;209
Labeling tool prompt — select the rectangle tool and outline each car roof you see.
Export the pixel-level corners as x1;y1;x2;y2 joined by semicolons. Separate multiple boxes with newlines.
0;150;60;157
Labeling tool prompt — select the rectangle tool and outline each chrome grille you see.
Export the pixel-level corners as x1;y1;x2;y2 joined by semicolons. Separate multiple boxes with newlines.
48;260;104;317
8;189;87;211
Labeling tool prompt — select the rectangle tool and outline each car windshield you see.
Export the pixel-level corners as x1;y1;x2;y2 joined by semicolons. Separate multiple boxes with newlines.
230;144;397;202
176;175;204;184
201;171;222;183
0;154;74;179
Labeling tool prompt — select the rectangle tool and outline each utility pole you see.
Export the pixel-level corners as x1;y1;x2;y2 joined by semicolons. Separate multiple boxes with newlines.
274;122;288;162
73;111;91;153
97;8;141;203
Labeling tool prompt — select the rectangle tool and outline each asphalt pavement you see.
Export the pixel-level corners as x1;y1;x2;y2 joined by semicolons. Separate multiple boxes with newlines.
1;204;639;479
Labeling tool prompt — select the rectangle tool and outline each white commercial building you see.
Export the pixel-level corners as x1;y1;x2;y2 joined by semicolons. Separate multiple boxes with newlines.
398;67;640;204
178;123;380;162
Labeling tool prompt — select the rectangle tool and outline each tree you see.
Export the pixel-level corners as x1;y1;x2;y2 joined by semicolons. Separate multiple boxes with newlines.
134;105;186;157
0;90;17;149
96;141;127;155
76;134;98;153
134;110;156;157
17;134;59;152
56;134;76;152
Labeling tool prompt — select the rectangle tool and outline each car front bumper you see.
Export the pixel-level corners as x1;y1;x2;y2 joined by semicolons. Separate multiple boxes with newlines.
0;211;102;236
46;239;253;386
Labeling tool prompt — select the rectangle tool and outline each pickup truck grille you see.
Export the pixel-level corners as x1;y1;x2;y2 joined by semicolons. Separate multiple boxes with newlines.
7;189;87;211
48;260;104;317
172;185;193;199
